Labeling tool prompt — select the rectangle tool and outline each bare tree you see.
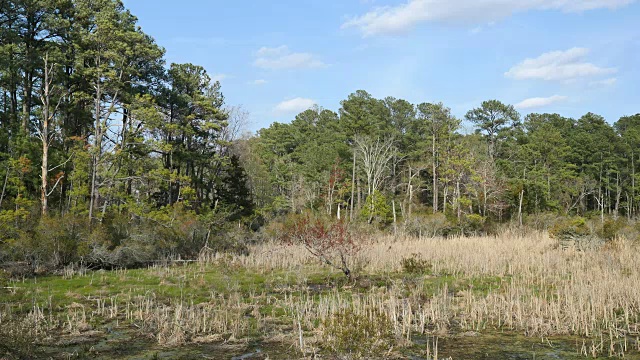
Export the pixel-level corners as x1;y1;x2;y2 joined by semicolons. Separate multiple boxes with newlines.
37;53;65;215
355;136;396;222
221;105;250;156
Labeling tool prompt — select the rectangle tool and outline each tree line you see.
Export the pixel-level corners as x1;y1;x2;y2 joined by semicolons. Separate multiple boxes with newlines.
0;0;251;270
1;0;639;272
242;90;640;234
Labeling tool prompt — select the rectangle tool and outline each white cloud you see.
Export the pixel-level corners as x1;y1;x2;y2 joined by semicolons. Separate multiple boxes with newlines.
515;95;568;109
253;46;326;70
342;0;635;36
505;47;617;81
256;45;288;57
171;37;227;46
274;97;316;114
590;77;618;86
211;73;229;82
251;79;268;85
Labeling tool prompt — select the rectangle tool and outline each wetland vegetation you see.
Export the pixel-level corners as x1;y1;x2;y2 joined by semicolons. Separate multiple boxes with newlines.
3;231;640;359
2;1;640;359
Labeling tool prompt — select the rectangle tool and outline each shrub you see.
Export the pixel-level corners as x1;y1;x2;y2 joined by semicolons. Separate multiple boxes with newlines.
549;217;591;240
360;190;392;225
525;212;560;231
598;217;626;241
549;216;604;250
461;213;486;235
400;253;431;274
321;308;394;359
0;318;43;359
279;213;361;278
403;212;450;238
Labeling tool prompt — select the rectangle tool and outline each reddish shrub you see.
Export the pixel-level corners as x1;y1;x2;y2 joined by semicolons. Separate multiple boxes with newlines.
280;214;361;278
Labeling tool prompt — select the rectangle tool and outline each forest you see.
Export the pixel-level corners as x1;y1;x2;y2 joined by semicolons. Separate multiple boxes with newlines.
2;0;640;270
2;1;640;359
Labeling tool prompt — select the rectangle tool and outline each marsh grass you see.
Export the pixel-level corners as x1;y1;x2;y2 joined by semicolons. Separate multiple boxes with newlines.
0;231;639;358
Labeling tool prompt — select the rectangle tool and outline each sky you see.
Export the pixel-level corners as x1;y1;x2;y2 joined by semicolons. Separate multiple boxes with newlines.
121;0;640;132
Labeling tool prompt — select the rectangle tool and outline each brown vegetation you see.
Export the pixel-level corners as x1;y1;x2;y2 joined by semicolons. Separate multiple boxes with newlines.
1;230;639;358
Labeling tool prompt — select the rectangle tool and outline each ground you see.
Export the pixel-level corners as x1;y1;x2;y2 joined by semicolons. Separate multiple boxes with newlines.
1;231;639;359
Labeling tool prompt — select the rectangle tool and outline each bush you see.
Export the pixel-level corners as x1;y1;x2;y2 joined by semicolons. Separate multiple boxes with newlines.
279;212;361;278
597;217;626;241
461;213;486;234
0;318;43;359
403;212;450;238
400;253;431;274
360;190;392;225
524;212;560;231
321;308;394;359
549;216;604;250
549;217;591;240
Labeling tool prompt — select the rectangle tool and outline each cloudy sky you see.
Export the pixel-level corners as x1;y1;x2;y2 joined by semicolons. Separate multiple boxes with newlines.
122;0;640;131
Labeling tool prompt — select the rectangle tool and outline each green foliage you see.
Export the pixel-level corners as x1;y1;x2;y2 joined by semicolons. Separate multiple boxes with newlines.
400;253;431;274
463;213;486;233
549;217;591;240
0;318;43;359
465;100;520;159
361;190;392;225
598;217;627;241
321;308;395;359
2;0;640;274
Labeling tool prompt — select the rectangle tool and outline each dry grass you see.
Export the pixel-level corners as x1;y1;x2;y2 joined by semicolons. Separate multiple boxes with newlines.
228;230;640;357
1;230;639;358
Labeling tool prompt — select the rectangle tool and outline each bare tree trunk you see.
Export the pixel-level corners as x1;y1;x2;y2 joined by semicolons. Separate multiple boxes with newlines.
432;130;438;213
408;176;413;220
518;167;526;227
392;199;397;236
41;133;48;215
518;188;524;227
456;180;461;220
41;60;50;215
357;179;361;211
350;149;356;221
632;151;635;219
39;54;61;216
89;81;101;222
615;171;621;220
599;165;604;224
0;165;9;209
443;186;448;214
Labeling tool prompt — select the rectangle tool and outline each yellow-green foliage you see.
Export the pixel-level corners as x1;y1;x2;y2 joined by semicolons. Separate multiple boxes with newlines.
598;217;626;240
401;253;431;274
361;190;392;224
321;307;394;359
549;216;590;240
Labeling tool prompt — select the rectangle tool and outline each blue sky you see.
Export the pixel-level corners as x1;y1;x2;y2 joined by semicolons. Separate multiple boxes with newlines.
122;0;640;132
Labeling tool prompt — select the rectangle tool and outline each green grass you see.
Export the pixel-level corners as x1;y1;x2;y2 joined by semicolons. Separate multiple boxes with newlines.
1;261;638;359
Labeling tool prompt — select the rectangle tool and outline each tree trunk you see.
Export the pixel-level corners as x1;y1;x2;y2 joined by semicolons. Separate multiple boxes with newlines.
408;168;413;220
518;167;526;227
392;199;397;236
614;171;621;220
21;73;33;133
89;80;102;222
632;151;635;219
432;131;438;213
41;127;48;215
350;149;356;221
